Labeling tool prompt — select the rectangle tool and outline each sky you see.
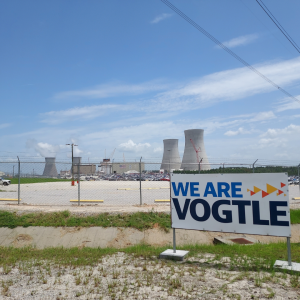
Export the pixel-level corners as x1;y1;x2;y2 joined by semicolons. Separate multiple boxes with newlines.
1;0;300;165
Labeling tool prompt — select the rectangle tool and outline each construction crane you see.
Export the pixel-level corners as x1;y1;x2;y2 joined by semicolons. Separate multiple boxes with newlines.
190;139;201;164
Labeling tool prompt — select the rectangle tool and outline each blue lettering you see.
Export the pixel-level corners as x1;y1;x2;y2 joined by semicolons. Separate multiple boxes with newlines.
232;200;251;224
252;201;269;225
217;182;230;197
270;201;289;226
212;200;232;223
190;182;200;197
190;199;210;222
203;182;217;197
231;182;243;198
172;198;190;220
172;182;189;196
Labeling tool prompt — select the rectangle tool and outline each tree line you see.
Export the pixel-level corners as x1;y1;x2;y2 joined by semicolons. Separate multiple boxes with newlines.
174;165;299;176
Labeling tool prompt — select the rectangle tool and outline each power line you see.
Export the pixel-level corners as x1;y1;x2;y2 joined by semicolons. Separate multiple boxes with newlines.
256;0;300;54
160;0;300;105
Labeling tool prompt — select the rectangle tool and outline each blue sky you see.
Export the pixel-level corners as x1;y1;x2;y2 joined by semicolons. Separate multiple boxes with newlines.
1;0;300;164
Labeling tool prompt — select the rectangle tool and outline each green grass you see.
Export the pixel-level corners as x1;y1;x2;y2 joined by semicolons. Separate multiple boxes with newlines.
290;209;300;224
0;210;171;231
0;210;299;229
0;242;299;273
10;178;71;184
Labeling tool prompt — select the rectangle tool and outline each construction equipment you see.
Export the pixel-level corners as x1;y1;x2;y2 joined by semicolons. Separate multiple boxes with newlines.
190;138;201;163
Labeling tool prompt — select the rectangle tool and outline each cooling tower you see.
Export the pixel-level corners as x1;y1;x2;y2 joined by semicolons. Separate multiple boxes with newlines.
180;129;210;171
73;157;81;165
43;157;58;177
160;139;181;170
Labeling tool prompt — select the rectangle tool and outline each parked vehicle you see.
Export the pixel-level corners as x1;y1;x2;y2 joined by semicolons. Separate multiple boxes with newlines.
0;178;11;186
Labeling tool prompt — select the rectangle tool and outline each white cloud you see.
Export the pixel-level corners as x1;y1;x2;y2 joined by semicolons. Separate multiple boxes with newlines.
118;140;151;153
45;57;300;126
150;13;172;24
218;34;259;49
276;97;300;112
150;57;300;111
224;127;251;136
41;104;122;124
54;80;170;100
249;111;276;122
260;124;300;138
154;147;163;153
26;139;62;157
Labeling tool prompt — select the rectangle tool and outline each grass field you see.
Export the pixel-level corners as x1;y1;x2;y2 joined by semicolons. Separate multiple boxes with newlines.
0;242;299;271
9;178;71;184
0;210;300;229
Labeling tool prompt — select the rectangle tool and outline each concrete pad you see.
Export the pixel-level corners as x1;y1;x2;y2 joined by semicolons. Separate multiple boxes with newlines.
274;260;300;272
159;249;189;261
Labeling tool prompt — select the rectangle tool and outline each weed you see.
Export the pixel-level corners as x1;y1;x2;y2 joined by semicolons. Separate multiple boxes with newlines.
266;287;275;298
169;278;181;289
75;276;81;285
290;275;300;288
1;280;13;296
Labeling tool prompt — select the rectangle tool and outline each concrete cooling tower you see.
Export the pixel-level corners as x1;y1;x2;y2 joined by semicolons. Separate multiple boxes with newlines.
160;139;181;170
181;129;210;171
43;157;58;177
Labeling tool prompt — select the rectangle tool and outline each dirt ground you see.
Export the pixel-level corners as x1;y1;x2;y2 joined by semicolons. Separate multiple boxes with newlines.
0;252;299;300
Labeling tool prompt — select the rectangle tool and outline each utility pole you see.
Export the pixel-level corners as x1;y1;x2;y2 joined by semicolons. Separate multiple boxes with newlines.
66;143;78;186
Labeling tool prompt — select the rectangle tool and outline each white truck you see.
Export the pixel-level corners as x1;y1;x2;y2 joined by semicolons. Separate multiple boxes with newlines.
0;178;11;186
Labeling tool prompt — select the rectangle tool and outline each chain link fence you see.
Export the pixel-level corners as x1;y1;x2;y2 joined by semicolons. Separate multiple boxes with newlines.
0;160;299;206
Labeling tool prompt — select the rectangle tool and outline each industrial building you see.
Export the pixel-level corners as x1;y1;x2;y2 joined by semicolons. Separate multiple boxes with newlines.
43;157;58;177
72;157;96;175
112;162;144;174
160;139;181;171
180;129;210;171
99;159;145;174
73;164;96;175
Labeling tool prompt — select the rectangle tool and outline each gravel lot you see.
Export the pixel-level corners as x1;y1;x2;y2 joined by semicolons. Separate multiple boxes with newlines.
0;182;299;213
0;181;170;206
0;252;299;300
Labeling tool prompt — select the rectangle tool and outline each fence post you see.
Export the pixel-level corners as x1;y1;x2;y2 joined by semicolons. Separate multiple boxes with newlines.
298;164;300;195
253;159;258;173
139;157;142;205
287;237;292;266
78;163;80;206
17;157;20;205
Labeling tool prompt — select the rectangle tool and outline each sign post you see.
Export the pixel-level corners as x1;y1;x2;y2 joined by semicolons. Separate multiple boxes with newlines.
160;173;299;269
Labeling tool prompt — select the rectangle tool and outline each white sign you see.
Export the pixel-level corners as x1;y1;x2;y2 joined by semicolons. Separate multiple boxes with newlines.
171;173;291;237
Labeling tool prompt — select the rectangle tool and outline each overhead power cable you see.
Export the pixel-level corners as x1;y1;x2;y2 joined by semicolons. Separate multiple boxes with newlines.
160;0;300;104
256;0;300;54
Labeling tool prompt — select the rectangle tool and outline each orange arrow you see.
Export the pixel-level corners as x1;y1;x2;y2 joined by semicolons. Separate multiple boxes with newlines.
253;186;261;194
277;190;283;196
262;190;269;198
281;182;286;188
266;184;277;195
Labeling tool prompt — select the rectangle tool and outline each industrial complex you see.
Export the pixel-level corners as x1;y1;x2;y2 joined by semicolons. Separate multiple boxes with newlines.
15;128;210;178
